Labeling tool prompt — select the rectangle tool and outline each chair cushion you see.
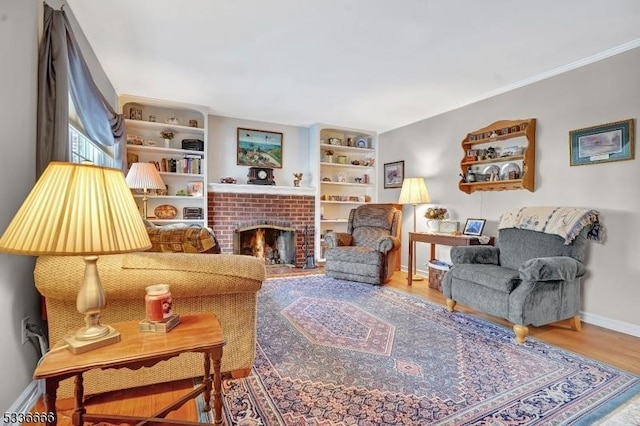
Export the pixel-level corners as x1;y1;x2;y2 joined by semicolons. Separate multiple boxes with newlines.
352;227;391;248
448;263;521;293
498;227;588;270
352;204;396;230
325;246;384;265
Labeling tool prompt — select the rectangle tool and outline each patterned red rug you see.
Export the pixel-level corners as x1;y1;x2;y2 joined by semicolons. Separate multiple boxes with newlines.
199;275;639;425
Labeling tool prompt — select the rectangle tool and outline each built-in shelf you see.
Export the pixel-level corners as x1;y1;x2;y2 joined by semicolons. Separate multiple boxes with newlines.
320;162;374;169
133;195;205;200
321;181;373;187
126;144;204;156
321;219;349;223
319;143;375;153
121;94;208;226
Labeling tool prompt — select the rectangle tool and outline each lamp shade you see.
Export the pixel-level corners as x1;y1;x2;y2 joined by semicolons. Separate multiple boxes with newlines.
125;162;166;191
398;177;430;205
0;161;151;256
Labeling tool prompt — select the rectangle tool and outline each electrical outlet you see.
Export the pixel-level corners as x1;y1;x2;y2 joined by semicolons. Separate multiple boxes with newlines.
21;316;31;345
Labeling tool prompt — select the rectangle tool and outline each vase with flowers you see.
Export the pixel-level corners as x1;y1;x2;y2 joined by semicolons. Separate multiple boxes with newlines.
160;129;175;148
425;206;447;233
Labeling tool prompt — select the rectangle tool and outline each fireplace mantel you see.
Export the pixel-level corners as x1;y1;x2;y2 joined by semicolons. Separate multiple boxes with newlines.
208;183;316;196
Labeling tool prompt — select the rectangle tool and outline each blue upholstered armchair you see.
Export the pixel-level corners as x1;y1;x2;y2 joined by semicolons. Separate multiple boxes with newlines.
324;204;402;285
443;207;601;343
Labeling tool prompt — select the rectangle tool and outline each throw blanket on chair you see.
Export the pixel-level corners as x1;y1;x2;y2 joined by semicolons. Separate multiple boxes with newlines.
498;206;604;244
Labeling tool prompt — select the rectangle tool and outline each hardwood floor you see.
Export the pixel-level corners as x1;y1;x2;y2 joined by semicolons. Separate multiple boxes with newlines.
33;269;640;424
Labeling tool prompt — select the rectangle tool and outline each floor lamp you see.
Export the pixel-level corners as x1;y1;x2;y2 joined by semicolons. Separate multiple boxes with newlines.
398;177;431;281
0;162;152;353
125;162;166;219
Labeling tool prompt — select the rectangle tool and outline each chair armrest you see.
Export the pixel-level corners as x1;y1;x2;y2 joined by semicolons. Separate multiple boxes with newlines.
450;246;500;265
375;236;401;253
519;256;586;281
324;232;352;248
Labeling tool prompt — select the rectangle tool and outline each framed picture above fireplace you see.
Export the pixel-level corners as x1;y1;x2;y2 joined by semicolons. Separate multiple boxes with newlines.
237;128;283;168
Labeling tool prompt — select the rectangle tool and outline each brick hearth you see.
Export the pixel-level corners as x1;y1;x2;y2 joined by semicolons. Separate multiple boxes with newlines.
208;190;315;266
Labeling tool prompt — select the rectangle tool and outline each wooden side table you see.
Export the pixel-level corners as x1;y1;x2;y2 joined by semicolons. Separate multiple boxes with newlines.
408;232;494;286
34;312;226;425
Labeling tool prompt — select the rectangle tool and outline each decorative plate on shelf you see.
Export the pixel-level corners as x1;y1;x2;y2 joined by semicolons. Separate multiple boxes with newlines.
500;162;521;180
154;204;178;219
483;165;500;176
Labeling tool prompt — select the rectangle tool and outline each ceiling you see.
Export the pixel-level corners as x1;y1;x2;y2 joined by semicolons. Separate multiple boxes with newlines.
66;0;640;133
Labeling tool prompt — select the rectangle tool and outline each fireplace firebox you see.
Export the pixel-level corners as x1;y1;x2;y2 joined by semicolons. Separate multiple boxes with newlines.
234;222;296;265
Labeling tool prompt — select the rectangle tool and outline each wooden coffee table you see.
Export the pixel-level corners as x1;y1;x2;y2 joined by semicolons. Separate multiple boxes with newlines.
34;312;226;425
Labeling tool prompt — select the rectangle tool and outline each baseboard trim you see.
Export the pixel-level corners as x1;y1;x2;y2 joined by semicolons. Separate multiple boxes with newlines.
5;380;43;425
581;312;640;338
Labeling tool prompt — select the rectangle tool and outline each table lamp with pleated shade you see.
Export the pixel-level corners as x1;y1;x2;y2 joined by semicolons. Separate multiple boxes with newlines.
0;162;151;353
125;162;166;219
398;177;431;281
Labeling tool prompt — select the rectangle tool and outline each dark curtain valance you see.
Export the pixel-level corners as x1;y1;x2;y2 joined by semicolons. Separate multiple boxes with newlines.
37;4;124;177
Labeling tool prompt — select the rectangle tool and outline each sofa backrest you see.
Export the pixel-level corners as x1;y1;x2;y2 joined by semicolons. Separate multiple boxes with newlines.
348;204;400;248
497;227;588;270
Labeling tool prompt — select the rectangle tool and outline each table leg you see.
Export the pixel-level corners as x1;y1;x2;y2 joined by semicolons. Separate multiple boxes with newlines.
430;243;436;262
72;374;86;426
202;352;212;412
408;236;414;286
212;347;223;426
43;379;59;426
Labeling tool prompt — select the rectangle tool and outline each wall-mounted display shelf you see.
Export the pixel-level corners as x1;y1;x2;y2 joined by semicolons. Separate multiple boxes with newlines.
459;118;536;194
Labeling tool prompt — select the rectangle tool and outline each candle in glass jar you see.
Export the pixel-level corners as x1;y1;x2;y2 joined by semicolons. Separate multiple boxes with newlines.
145;284;173;322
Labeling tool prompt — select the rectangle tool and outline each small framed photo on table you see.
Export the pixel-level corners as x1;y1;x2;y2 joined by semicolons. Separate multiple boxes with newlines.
463;218;486;236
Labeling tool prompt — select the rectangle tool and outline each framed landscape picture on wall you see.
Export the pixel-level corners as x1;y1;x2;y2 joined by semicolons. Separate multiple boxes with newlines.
237;128;283;168
569;119;635;166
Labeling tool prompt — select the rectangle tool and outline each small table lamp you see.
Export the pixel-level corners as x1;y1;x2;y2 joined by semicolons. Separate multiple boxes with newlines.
0;162;151;353
398;177;431;281
125;162;166;219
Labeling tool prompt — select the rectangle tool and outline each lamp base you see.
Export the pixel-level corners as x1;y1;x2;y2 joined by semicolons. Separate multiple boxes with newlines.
63;326;121;354
408;274;425;281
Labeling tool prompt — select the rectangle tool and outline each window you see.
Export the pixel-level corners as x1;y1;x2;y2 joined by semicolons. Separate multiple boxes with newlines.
69;124;114;167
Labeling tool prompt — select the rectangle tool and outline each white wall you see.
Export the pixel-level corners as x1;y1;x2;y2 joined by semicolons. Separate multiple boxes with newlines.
0;0;118;409
379;47;640;334
207;115;311;188
0;0;41;411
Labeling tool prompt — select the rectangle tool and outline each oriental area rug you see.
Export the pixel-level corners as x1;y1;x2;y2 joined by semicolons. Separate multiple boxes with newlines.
199;275;639;425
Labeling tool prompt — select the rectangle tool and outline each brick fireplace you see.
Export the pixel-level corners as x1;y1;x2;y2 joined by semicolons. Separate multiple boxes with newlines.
208;184;316;266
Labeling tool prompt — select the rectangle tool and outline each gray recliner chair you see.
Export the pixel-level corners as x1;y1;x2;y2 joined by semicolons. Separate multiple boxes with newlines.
324;204;402;285
443;226;589;343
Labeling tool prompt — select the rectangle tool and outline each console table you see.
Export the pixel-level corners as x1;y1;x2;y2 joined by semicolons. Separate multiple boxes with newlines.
34;312;226;425
408;232;494;286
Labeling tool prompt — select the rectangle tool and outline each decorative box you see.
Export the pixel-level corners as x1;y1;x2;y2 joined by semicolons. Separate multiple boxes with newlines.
181;139;204;151
438;220;459;234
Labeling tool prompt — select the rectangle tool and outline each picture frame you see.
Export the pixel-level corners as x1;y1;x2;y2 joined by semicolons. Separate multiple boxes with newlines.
569;119;635;166
126;152;138;169
463;218;486;236
187;181;204;197
383;160;404;189
237;128;283;168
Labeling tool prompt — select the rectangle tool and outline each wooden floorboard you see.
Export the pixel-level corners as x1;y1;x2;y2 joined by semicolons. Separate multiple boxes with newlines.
32;269;640;424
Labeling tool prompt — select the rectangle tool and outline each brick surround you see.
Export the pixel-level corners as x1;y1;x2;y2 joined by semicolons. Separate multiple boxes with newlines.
208;191;315;266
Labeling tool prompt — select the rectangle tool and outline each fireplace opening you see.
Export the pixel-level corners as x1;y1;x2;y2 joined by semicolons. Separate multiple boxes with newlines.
234;224;296;266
